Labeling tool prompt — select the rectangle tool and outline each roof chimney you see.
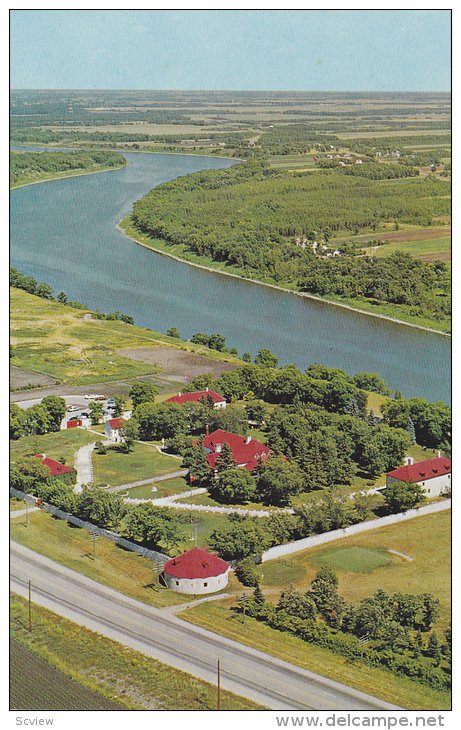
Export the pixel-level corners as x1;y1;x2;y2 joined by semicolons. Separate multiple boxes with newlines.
405;456;414;466
215;443;222;453
206;387;209;392
245;435;252;445
205;424;209;436
437;450;442;458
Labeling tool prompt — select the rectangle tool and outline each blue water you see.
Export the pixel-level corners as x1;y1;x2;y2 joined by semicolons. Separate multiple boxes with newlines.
10;151;450;403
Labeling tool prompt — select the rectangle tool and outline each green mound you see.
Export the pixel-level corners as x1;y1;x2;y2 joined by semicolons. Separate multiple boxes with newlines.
259;559;307;586
315;546;391;573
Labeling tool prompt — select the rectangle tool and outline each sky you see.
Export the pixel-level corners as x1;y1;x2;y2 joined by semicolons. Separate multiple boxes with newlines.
10;9;451;91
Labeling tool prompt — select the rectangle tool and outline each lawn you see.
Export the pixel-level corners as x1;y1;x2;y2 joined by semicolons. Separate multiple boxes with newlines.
178;602;449;711
366;237;450;262
258;510;451;630
173;509;231;553
125;475;190;499
10;288;238;386
10;428;101;466
10;509;189;608
10;595;262;710
92;441;180;486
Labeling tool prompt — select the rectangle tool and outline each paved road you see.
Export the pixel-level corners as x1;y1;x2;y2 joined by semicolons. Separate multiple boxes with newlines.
11;542;400;711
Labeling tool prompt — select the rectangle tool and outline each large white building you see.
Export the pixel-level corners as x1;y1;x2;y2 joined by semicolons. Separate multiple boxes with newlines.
163;547;229;595
386;456;451;497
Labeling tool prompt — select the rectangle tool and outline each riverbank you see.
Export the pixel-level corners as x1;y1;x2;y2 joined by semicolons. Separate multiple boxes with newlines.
120;216;451;337
10;159;127;190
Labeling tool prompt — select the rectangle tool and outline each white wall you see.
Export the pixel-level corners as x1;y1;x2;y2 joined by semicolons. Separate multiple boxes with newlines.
387;473;451;497
164;570;229;595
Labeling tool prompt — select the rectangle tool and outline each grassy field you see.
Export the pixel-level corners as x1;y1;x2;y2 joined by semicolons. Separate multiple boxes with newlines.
10;428;101;465
125;475;190;499
10;161;126;190
10;288;239;386
10;595;262;710
364;237;450;262
92;441;180;486
179;602;449;711
10;509;190;608
10;638;125;710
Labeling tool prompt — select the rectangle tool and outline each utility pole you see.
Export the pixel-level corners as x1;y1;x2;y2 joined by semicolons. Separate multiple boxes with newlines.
217;658;221;710
25;502;29;528
91;532;97;561
28;580;32;633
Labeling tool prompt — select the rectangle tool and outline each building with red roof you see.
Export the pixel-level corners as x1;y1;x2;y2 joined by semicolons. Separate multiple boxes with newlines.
34;454;76;484
163;547;229;594
166;388;226;409
203;429;271;471
386;456;451;497
104;417;126;442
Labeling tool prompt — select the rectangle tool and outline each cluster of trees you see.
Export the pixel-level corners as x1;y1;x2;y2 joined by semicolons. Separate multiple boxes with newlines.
10;267;135;323
381;396;451;453
10;396;66;439
10;150;126;186
341;163;419;180
130;160;450;322
258;125;340;155
238;571;450;692
10;460;187;553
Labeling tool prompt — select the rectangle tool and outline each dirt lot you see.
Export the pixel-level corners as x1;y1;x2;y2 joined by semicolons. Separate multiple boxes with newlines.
116;346;238;382
376;228;451;243
10;365;57;390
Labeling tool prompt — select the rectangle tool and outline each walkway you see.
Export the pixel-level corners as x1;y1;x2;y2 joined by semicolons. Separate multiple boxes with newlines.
74;442;97;493
107;469;189;493
261;499;451;562
10;506;40;519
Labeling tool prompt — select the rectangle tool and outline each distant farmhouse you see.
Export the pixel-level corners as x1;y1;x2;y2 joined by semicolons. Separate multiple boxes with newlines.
34;453;76;485
203;428;271;471
166;388;227;409
386;456;451;497
104;417;126;442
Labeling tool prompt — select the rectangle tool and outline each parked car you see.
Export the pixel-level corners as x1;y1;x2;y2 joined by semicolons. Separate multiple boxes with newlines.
66;404;80;412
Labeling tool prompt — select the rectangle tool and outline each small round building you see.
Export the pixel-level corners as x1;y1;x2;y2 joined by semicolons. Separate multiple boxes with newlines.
163;547;229;595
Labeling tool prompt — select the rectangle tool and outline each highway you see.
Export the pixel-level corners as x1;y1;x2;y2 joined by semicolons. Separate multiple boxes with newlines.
11;542;401;711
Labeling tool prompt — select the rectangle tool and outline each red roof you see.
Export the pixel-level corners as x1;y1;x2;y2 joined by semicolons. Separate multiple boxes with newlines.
164;547;228;579
387;457;451;484
108;417;126;430
203;429;271;470
34;454;75;477
166;389;226;406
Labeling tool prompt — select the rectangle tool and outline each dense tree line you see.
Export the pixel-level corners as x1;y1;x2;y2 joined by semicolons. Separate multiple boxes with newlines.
10;150;126;186
237;572;450;692
130;161;450;322
257;124;340;155
10;397;66;439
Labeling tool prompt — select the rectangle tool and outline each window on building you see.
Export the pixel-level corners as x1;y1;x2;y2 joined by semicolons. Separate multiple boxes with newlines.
204;582;208;587
176;581;179;586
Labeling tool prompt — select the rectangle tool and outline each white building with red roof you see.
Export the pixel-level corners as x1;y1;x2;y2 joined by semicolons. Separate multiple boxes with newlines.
163;547;229;594
166;388;226;409
203;429;271;471
386;455;451;497
104;417;126;442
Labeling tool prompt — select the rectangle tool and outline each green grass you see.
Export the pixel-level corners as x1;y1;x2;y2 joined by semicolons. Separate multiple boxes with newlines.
259;510;451;630
179;602;449;711
366;237;450;261
10;595;262;710
10;288;239;385
10;428;101;466
313;546;391;573
92;441;180;486
10;161;126;190
10;509;190;608
125;475;190;499
173;509;231;553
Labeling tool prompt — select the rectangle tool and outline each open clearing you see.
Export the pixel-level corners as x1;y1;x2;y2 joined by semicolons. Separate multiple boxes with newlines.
10;428;101;465
117;346;238;382
313;546;391;573
10;365;57;390
10;638;124;711
93;441;180;486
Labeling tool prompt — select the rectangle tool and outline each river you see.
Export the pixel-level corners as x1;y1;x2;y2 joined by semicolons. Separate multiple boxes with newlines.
10;151;450;403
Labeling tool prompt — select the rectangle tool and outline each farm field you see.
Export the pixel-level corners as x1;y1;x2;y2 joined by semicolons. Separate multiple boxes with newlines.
93;441;180;486
179;601;449;711
366;237;450;262
10;288;240;387
10;595;261;710
10;639;125;710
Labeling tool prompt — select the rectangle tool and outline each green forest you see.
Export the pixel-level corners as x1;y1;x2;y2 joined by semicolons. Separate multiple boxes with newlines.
10;150;126;187
129;160;451;328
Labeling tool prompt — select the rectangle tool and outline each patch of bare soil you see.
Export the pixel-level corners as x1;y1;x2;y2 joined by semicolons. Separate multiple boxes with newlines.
10;365;57;390
376;228;451;243
116;346;238;382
